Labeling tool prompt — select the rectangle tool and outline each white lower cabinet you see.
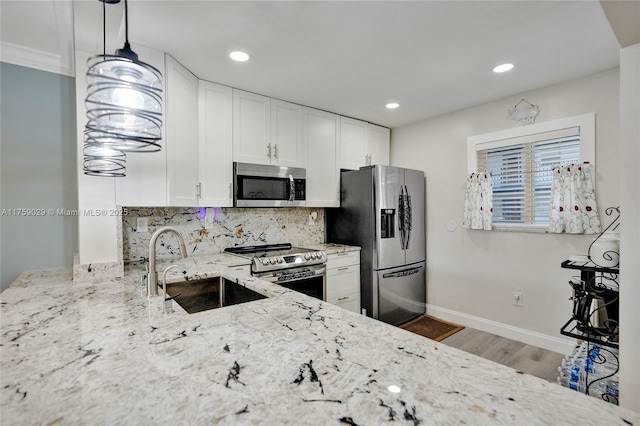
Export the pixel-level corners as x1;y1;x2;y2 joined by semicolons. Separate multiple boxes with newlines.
326;251;361;314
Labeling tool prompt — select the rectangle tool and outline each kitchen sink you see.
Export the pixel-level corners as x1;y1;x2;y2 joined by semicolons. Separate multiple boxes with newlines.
165;277;266;314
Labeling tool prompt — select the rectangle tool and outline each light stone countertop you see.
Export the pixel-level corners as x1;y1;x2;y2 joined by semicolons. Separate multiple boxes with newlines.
302;243;362;255
1;261;637;425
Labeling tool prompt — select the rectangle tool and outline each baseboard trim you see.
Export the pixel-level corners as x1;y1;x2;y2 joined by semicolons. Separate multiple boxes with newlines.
427;304;575;355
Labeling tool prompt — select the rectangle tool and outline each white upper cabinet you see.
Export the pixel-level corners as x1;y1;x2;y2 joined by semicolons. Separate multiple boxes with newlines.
166;55;233;207
233;89;304;168
340;117;369;170
166;54;199;206
233;89;271;165
270;99;304;167
198;81;233;207
304;107;341;207
367;123;390;166
340;117;390;170
115;46;167;207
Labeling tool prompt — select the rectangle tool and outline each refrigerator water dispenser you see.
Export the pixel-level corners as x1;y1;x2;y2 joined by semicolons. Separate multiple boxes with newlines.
381;209;395;238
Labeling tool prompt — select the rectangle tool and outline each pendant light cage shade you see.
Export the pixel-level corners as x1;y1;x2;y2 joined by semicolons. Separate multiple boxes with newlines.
85;54;163;152
83;137;127;177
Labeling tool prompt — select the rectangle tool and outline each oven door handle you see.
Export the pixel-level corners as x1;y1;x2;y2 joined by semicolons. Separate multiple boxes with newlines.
256;267;326;283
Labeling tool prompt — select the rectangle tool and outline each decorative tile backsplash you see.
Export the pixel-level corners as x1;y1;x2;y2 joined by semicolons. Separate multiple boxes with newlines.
122;207;325;263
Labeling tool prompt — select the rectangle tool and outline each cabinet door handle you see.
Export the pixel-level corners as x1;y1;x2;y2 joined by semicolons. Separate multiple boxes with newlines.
338;296;349;301
273;144;278;159
337;252;349;256
337;267;349;271
196;182;202;198
267;143;272;158
229;183;233;199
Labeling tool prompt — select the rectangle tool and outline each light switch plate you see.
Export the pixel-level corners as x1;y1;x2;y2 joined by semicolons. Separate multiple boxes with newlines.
137;217;148;233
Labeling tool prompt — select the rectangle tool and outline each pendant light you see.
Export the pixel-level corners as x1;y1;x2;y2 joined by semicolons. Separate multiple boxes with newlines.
83;0;163;177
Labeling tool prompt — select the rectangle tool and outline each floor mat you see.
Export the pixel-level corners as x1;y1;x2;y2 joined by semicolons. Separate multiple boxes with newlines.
399;315;464;342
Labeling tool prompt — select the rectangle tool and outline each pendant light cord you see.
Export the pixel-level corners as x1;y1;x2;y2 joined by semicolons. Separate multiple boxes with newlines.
102;0;106;56
124;0;129;44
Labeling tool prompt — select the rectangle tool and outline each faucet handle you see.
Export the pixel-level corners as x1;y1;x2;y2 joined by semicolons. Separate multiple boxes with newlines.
140;257;150;272
163;293;180;314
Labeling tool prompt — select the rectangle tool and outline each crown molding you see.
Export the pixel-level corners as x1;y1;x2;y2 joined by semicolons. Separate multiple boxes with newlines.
0;41;75;77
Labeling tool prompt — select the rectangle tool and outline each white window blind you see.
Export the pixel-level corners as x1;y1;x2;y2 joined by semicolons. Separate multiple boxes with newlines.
477;127;581;226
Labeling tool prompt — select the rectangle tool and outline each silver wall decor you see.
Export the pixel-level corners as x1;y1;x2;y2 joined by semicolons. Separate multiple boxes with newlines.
507;98;540;126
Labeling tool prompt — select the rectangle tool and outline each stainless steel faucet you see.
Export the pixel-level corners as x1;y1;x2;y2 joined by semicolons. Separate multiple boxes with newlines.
148;226;187;297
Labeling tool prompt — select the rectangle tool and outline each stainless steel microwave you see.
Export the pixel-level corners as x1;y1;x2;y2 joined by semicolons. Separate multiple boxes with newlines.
233;162;306;207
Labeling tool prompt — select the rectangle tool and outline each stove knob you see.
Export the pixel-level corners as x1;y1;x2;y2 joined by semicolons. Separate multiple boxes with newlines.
304;254;311;260
277;257;283;263
269;258;276;265
311;252;317;259
259;259;266;265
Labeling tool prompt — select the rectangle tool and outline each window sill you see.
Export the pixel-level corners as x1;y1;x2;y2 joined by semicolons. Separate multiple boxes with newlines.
491;223;549;233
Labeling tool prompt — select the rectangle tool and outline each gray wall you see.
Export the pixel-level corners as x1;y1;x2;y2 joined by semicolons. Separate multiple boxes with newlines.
1;62;77;291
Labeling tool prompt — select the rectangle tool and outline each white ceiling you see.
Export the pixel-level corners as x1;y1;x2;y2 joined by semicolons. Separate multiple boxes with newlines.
1;0;623;128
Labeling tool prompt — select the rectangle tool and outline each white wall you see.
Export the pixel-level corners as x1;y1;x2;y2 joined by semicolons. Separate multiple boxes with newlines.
391;69;620;353
618;42;640;412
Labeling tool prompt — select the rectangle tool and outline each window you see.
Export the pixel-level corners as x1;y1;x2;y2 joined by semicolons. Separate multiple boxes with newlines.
467;113;595;231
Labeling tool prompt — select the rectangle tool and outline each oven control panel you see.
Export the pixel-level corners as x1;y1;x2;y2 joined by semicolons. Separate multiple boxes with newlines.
252;251;326;272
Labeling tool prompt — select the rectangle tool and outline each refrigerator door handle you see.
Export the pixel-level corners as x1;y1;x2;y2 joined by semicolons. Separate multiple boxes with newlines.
405;184;412;250
382;265;423;278
398;187;406;249
398;185;412;250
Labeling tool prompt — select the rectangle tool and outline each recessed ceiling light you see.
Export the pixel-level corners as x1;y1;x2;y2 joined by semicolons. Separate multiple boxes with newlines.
493;63;514;73
229;51;250;62
386;103;400;109
387;385;401;393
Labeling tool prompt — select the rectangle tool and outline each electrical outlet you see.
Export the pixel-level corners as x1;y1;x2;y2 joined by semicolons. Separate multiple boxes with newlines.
136;217;148;233
205;208;215;229
308;211;318;225
512;291;523;306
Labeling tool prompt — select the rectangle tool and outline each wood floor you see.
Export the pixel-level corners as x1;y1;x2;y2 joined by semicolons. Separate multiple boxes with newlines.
440;327;565;383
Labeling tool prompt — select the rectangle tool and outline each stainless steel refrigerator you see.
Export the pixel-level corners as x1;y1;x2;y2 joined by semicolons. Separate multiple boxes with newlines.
326;165;426;325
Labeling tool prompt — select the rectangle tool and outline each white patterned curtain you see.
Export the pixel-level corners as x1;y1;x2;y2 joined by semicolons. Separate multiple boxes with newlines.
549;162;601;234
463;173;493;230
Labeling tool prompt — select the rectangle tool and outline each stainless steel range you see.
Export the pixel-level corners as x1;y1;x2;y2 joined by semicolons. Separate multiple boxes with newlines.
224;243;326;300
